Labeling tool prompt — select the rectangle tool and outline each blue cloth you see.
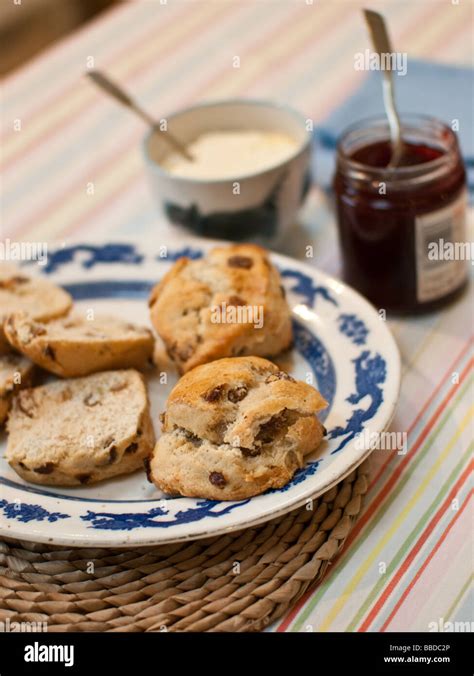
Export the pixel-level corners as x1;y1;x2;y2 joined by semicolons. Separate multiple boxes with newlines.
312;59;474;196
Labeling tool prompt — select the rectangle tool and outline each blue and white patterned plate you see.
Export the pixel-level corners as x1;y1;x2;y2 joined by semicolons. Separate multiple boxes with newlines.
0;238;400;547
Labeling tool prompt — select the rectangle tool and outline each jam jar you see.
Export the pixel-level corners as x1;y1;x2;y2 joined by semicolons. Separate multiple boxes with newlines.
334;115;468;313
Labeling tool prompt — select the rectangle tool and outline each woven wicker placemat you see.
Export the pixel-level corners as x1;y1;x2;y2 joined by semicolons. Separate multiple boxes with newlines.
0;460;369;632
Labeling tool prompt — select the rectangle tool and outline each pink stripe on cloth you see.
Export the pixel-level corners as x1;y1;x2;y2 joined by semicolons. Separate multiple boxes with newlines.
1;1;171;112
6;1;428;241
1;0;466;243
1;1;239;172
381;491;473;632
5;3;325;240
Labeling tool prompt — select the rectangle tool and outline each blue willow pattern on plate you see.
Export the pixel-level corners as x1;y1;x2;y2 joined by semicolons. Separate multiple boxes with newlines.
80;499;250;531
0;499;69;524
7;243;386;530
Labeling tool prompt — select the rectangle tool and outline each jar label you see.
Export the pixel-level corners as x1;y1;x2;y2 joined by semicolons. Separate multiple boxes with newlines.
415;190;468;303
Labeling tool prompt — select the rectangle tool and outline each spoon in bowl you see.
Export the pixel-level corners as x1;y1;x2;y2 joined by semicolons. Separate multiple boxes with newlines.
86;69;193;161
363;9;404;168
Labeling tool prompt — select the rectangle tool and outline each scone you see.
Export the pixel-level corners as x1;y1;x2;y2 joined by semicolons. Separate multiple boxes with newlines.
0;354;35;425
149;244;292;373
0;268;72;353
4;313;154;377
6;369;155;486
149;356;327;500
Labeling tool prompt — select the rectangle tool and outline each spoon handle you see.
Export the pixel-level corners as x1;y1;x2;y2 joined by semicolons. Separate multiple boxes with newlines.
363;9;403;167
86;70;193;161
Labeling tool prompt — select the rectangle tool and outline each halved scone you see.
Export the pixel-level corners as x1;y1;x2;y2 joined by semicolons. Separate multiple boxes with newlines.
4;313;154;377
0;268;72;354
6;369;155;486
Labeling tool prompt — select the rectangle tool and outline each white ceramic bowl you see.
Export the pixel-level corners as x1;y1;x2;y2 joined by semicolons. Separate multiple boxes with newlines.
142;99;311;245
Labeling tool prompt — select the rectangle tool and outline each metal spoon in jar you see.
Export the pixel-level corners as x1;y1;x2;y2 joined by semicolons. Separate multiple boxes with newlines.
363;9;404;168
85;69;193;161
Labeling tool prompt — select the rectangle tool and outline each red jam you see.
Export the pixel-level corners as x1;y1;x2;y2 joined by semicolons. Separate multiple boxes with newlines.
334;116;468;313
350;140;443;167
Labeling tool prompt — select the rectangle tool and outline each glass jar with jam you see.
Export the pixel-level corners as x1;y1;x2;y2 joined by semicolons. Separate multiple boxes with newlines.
333;115;468;313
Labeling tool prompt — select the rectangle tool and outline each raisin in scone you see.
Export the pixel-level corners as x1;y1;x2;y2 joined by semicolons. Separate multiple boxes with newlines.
149;244;292;373
0;354;35;425
6;369;155;486
0;268;72;354
149;356;327;500
4;313;154;377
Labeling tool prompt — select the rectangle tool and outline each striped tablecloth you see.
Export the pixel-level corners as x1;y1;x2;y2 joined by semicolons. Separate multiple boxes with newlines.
1;0;472;633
